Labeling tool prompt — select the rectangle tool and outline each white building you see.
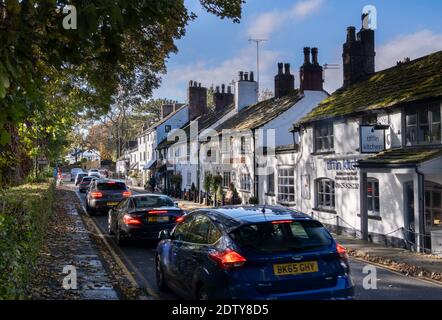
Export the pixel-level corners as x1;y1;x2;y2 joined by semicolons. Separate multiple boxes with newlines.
292;22;442;252
201;54;328;205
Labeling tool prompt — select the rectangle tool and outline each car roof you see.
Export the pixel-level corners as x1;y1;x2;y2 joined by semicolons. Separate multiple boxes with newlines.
193;206;312;231
130;193;171;198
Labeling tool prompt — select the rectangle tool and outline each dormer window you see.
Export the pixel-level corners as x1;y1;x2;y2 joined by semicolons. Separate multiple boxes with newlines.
405;104;441;145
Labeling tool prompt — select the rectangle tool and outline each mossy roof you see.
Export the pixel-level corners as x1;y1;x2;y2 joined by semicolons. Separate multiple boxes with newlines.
358;147;442;167
215;90;303;133
298;51;442;125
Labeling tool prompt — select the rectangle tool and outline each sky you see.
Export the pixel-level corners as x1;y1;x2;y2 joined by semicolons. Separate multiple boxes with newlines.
152;0;442;101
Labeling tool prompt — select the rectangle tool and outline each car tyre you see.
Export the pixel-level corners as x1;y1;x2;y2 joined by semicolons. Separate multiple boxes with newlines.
197;284;209;301
115;224;128;246
155;256;170;292
108;213;114;235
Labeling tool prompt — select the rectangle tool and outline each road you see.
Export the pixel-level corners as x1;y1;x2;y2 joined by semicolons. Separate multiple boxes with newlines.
72;184;442;300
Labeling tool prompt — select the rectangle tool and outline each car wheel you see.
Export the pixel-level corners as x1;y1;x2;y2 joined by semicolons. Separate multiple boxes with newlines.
197;284;209;301
115;224;128;246
108;213;114;235
155;256;170;292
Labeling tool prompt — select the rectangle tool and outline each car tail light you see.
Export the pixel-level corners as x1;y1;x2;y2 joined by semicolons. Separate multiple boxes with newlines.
271;220;294;224
123;214;142;226
208;249;246;270
90;192;103;199
123;191;132;197
336;243;348;260
175;216;185;223
148;210;168;215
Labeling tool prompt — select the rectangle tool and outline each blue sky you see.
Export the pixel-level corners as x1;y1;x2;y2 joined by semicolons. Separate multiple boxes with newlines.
153;0;442;101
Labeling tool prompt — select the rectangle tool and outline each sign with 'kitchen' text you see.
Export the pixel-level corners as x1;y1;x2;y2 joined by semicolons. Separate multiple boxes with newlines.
360;126;385;154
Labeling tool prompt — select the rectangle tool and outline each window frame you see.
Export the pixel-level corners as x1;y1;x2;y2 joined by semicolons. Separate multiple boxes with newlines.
316;178;336;211
240;173;251;192
222;172;231;189
367;178;380;217
405;104;441;146
277;167;295;204
314;122;335;153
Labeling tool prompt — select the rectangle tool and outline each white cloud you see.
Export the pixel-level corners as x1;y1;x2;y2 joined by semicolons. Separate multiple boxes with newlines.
376;29;442;71
247;0;324;39
154;47;282;101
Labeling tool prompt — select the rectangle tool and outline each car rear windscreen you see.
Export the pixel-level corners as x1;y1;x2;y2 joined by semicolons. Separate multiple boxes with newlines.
133;196;174;208
97;182;127;191
81;177;93;182
230;220;333;254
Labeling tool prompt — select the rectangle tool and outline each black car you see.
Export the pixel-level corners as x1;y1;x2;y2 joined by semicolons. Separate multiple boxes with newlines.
78;176;97;193
86;179;130;215
108;194;184;245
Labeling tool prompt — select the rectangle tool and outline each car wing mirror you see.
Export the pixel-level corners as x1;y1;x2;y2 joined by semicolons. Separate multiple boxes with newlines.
174;202;179;208
158;229;171;240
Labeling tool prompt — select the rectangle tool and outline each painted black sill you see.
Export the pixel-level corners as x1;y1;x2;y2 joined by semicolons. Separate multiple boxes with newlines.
312;208;337;214
358;214;382;221
311;151;336;156
265;193;276;197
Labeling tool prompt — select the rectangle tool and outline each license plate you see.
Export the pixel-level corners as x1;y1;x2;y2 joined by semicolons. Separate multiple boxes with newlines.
148;216;169;223
273;261;319;276
107;202;119;206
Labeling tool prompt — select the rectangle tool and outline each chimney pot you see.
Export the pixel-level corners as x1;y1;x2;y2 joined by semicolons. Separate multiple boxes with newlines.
284;63;290;75
311;48;319;65
347;26;356;43
227;86;232;94
221;84;225;93
244;72;249;81
239;71;244;81
278;63;283;75
303;47;311;65
250;71;254;82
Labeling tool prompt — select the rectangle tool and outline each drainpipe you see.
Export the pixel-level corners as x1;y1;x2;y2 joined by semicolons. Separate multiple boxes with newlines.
414;166;425;252
252;129;258;200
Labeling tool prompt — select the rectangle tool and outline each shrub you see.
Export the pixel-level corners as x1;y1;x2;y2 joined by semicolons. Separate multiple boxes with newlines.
249;196;259;205
0;182;55;299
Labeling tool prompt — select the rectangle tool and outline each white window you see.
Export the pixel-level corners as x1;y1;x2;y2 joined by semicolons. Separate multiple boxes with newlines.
367;178;380;216
278;168;295;204
187;172;192;186
240;173;251;191
223;172;231;188
316;178;335;210
315;123;334;153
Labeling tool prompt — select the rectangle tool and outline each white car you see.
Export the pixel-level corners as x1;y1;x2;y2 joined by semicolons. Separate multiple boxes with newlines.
88;169;101;178
70;168;84;181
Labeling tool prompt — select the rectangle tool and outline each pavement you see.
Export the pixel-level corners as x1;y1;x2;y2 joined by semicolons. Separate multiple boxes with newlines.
334;234;442;284
29;187;119;300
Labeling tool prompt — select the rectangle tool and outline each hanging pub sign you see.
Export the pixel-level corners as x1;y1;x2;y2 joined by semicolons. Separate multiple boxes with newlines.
360;125;386;154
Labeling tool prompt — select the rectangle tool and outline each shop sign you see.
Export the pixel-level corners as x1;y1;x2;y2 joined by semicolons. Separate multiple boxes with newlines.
360;125;385;154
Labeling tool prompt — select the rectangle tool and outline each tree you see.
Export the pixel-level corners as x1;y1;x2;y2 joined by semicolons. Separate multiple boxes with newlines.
0;0;244;185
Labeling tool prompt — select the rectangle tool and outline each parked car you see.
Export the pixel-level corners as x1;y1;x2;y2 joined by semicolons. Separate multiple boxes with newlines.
108;194;184;245
155;206;354;300
78;176;97;193
70;168;84;182
85;179;130;215
75;173;88;186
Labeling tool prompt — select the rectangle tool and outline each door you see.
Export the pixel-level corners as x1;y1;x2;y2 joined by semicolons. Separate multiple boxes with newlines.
424;182;442;249
167;215;194;293
404;182;415;247
176;214;213;298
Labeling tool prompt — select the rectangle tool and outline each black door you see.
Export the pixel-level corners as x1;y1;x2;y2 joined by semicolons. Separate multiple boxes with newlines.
404;182;415;248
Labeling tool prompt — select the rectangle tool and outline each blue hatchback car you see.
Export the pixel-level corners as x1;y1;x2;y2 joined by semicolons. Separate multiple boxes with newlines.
155;206;354;300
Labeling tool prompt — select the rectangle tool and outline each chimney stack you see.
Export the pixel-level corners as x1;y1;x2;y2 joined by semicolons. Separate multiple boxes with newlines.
214;83;234;112
274;62;295;98
161;104;174;119
342;16;376;88
235;70;258;112
300;47;324;93
188;80;208;120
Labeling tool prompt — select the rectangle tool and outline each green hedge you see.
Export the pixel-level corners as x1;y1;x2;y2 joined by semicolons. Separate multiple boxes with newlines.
0;182;55;299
